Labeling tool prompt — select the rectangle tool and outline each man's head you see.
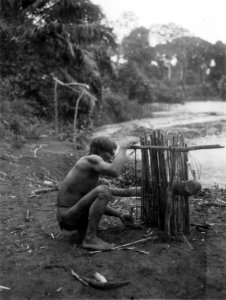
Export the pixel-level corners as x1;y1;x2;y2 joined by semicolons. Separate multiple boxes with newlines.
89;136;117;162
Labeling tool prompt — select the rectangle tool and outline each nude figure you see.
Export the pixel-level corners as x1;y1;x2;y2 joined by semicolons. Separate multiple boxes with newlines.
57;136;134;251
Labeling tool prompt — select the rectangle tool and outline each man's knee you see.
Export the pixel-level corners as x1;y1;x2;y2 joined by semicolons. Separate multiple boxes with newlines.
95;185;112;200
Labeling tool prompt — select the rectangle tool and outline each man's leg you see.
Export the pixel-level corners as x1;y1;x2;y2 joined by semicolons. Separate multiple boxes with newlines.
60;185;115;250
82;185;116;250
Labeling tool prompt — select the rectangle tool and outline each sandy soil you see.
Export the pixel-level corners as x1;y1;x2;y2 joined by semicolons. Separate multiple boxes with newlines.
0;131;226;299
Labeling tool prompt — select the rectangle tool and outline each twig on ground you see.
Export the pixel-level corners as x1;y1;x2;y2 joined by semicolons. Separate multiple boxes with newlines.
33;144;47;158
0;153;19;161
25;209;31;222
40;227;55;239
28;194;40;199
43;264;68;271
0;171;7;181
113;236;154;250
135;249;150;254
32;187;58;194
71;269;89;286
116;246;149;254
89;236;155;255
0;285;11;291
182;233;194;250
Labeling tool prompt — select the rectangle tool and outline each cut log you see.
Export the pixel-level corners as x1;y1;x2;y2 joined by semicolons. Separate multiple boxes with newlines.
173;180;201;196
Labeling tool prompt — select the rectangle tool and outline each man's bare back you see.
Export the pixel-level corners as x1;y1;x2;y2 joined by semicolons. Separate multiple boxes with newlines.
56;137;134;251
57;155;102;207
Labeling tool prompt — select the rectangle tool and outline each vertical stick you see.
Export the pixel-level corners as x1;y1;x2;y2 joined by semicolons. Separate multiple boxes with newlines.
73;91;84;152
140;136;146;223
150;132;158;226
171;135;177;235
163;146;176;242
144;133;151;225
54;80;58;136
159;132;168;230
134;149;140;222
184;142;190;233
145;136;151;225
160;134;168;230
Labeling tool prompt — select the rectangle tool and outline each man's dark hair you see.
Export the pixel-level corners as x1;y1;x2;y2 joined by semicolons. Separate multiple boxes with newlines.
89;136;117;155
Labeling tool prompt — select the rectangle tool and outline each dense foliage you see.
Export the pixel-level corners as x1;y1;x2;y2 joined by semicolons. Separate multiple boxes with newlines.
115;25;226;104
0;0;116;130
1;2;226;145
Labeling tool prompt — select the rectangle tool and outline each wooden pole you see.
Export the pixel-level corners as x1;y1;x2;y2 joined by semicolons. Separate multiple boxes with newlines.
73;91;85;151
54;80;58;136
129;144;224;151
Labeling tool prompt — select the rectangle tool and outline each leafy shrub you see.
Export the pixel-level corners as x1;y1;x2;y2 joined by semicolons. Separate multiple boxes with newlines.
151;80;181;103
0;98;42;145
117;62;153;104
96;90;143;125
185;70;197;85
111;157;142;188
184;84;218;100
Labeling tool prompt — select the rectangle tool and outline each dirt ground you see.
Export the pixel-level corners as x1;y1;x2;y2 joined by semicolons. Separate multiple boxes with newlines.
0;135;226;300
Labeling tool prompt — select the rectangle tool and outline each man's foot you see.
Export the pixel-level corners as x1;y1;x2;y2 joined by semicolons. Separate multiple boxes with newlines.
82;236;115;251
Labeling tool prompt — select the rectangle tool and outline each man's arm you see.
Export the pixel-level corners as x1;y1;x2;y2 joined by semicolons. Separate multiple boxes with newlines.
89;144;128;177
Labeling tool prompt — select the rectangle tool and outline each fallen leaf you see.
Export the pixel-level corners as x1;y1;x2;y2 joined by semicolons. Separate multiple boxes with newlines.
94;272;107;283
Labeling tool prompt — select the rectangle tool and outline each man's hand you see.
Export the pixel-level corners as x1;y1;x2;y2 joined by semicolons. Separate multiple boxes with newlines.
120;214;134;227
120;140;137;151
98;178;110;186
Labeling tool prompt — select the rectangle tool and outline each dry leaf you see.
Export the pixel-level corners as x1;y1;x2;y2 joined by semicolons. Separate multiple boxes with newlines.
94;272;107;283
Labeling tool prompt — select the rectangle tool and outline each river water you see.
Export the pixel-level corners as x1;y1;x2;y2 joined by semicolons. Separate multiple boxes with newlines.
94;101;226;188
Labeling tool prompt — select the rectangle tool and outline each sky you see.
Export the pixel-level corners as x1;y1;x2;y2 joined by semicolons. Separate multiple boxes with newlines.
92;0;226;44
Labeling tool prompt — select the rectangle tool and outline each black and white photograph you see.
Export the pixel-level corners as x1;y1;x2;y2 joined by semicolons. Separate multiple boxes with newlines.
0;0;226;299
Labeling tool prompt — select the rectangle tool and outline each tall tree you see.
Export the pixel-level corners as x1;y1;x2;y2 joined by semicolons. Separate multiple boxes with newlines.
150;23;193;82
122;27;155;64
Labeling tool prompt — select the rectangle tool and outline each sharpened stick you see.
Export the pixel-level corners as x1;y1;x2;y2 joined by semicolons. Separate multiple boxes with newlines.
89;236;154;254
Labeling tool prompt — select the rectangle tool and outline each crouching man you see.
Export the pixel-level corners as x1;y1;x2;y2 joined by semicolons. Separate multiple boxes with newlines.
57;136;134;251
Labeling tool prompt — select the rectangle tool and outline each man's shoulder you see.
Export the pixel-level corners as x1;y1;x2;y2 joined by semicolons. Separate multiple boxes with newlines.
77;154;102;165
86;154;103;164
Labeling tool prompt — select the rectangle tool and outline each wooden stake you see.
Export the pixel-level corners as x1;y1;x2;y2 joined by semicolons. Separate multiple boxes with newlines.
73;91;85;151
54;80;58;136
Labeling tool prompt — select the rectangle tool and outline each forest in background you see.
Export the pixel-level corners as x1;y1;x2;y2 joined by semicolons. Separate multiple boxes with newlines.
1;0;226;148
